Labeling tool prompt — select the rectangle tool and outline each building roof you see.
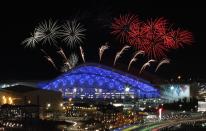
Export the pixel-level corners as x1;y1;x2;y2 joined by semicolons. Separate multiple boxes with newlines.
3;85;39;93
38;63;159;94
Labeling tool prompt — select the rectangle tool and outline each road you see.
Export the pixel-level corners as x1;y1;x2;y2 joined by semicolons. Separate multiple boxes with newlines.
115;117;206;131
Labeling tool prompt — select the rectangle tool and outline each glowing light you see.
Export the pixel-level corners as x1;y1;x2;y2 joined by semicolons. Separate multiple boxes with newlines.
2;96;7;104
159;108;162;120
47;103;51;108
8;97;13;104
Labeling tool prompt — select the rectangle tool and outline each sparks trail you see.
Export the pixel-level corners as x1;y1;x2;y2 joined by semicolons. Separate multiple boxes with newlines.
99;42;110;62
127;50;145;71
57;48;68;62
139;59;156;75
155;58;170;72
128;58;137;71
69;53;79;68
44;56;58;70
79;46;85;63
113;45;131;66
61;20;86;47
134;50;145;58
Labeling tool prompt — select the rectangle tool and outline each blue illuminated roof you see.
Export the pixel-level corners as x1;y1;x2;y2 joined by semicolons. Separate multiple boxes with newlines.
38;63;159;96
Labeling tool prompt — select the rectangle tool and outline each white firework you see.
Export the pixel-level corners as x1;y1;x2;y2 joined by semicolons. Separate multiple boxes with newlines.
155;58;170;72
128;58;137;71
134;50;145;58
79;46;85;63
99;42;109;62
61;20;86;47
139;59;156;75
22;31;41;48
36;19;61;44
127;50;145;71
69;53;79;68
57;48;68;62
44;56;57;70
148;59;156;63
113;45;131;66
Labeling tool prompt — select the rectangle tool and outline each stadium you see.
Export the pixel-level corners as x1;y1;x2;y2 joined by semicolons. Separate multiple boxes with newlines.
38;63;159;99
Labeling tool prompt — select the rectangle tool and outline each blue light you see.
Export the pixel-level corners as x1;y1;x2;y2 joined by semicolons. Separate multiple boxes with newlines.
38;63;159;98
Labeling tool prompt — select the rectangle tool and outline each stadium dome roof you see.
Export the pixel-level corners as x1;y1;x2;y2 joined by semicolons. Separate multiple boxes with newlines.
38;63;159;98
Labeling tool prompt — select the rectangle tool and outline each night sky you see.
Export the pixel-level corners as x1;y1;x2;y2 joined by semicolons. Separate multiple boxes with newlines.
0;0;205;81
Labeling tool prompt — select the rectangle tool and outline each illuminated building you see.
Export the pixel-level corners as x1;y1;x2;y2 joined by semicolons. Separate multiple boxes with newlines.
38;63;159;99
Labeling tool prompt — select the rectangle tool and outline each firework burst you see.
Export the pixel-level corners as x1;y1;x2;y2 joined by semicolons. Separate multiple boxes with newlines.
111;14;140;43
166;28;193;49
113;45;131;66
99;42;110;62
155;58;170;72
36;19;61;44
22;31;41;48
79;46;85;63
61;20;86;47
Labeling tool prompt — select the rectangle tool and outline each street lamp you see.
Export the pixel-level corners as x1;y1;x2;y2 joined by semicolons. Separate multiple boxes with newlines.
179;104;182;110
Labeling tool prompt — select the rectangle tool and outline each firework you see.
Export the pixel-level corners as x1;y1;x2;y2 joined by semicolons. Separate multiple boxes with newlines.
113;45;131;66
155;58;170;72
61;20;86;47
44;56;58;70
111;14;140;43
127;58;137;71
99;42;110;62
57;48;68;62
139;18;169;59
127;50;144;71
69;53;79;68
79;46;85;63
22;31;41;48
134;50;145;58
36;19;61;44
139;59;156;75
167;29;193;49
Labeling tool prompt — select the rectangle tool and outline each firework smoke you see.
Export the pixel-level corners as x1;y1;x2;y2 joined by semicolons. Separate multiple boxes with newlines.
155;58;170;72
69;53;79;68
139;59;156;75
99;42;110;62
79;46;85;63
113;45;131;66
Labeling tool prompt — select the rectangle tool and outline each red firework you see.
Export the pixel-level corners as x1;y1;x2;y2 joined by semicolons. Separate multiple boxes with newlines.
128;17;193;59
129;18;169;59
166;28;193;49
111;14;140;43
